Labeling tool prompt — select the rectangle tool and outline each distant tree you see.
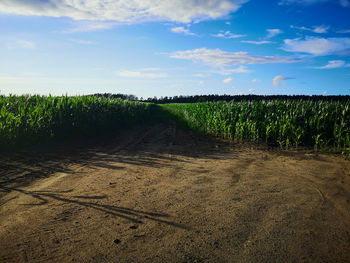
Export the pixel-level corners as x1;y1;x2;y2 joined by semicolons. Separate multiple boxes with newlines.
140;94;350;104
93;93;350;103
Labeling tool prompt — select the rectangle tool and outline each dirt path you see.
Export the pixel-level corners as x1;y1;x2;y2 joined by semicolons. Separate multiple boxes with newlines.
1;122;350;262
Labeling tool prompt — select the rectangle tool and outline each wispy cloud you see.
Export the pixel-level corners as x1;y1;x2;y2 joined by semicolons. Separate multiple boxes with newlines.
251;78;260;83
17;40;36;49
316;60;350;69
170;48;301;67
240;29;281;46
239;29;280;45
223;77;233;83
227;65;252;73
16;40;36;49
272;75;295;87
208;66;252;76
62;21;117;33
248;88;255;92
282;37;350;55
171;26;195;36
241;40;273;45
5;40;36;49
290;25;330;33
117;69;168;79
266;29;283;39
0;0;249;24
212;31;246;39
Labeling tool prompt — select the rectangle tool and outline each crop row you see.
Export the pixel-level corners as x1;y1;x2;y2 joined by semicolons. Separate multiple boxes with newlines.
164;100;350;153
0;95;156;149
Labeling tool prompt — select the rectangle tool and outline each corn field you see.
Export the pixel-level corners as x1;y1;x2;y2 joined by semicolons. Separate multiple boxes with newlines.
1;95;349;154
0;95;156;149
164;100;350;153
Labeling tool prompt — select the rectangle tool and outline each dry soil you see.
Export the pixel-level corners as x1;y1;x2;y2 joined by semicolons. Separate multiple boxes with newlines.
0;122;350;262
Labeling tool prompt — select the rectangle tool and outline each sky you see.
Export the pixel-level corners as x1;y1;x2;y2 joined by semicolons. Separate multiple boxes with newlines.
0;0;349;98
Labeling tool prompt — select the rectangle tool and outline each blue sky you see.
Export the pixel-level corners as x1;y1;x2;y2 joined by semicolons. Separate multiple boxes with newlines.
0;0;349;98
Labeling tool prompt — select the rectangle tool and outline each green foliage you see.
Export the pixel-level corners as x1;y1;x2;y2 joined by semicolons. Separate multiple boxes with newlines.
0;95;157;149
164;100;350;153
2;95;349;155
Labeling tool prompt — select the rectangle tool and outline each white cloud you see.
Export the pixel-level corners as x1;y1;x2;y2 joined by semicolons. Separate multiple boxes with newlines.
223;77;233;83
212;31;246;39
18;40;36;49
62;21;118;33
229;65;251;73
170;48;301;67
322;91;327;95
272;75;295;87
312;25;330;33
251;78;260;83
240;30;281;44
226;21;231;25
0;0;249;24
316;60;350;69
282;37;350;55
171;26;195;36
189;66;251;77
8;40;36;49
248;88;255;93
241;40;273;45
199;80;205;85
266;29;283;39
290;25;329;33
117;70;168;79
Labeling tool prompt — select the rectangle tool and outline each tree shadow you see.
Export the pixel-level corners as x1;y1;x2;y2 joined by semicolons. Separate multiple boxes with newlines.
0;185;189;230
0;121;233;189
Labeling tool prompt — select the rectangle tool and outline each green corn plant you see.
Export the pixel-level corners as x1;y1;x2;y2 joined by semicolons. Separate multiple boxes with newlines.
0;95;158;150
163;99;350;152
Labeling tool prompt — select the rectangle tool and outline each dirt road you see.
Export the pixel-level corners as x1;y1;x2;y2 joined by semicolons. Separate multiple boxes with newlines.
1;122;350;262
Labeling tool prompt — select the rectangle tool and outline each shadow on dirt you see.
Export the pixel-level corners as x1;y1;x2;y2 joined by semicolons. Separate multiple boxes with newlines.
0;106;233;190
0;185;190;229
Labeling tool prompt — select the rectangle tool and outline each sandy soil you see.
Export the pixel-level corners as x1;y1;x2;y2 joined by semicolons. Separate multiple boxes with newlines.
1;122;350;263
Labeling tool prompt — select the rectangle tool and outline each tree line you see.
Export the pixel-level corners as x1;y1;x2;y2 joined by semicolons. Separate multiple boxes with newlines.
94;93;350;103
